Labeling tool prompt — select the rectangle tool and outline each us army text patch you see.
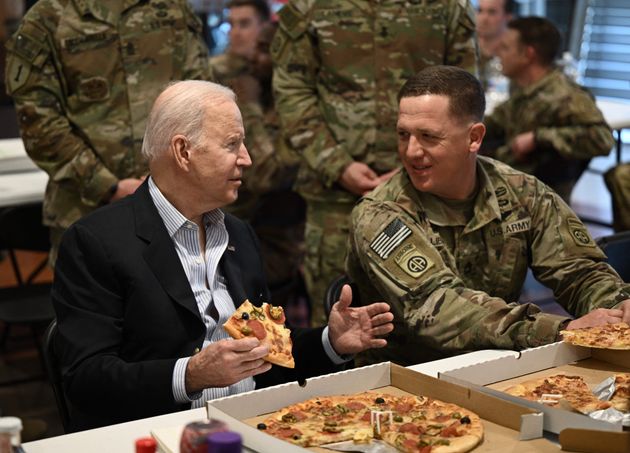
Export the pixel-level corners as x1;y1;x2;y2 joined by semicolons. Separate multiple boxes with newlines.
370;218;411;259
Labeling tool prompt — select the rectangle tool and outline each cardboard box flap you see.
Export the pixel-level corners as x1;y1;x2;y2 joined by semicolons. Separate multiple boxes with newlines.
442;368;624;434
210;362;391;419
391;364;542;437
559;428;630;453
441;342;591;386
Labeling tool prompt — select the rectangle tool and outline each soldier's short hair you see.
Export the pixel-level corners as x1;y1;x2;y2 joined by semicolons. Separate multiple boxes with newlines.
503;0;516;14
397;66;485;123
507;17;561;67
227;0;271;22
142;80;236;161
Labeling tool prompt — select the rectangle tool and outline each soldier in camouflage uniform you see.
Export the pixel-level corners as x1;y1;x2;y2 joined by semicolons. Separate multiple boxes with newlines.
347;66;630;366
482;17;614;203
605;163;630;232
208;0;271;86
476;0;513;91
5;0;211;263
272;0;479;326
222;21;306;293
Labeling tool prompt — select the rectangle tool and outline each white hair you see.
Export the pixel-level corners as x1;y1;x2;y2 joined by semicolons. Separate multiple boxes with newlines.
141;80;236;161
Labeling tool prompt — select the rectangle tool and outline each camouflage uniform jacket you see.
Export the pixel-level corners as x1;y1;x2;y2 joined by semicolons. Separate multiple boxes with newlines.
484;69;614;187
347;156;630;365
5;0;211;230
271;0;478;203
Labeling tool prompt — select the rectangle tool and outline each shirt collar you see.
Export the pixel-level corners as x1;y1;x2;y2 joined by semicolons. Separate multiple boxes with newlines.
148;177;225;238
73;0;144;24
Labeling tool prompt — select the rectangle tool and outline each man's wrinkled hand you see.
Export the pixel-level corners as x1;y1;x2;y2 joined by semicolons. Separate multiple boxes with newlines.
185;338;271;393
328;284;394;355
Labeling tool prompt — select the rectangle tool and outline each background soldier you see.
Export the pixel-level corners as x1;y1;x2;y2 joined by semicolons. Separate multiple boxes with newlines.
209;0;271;83
272;0;478;326
476;0;514;92
5;0;211;263
482;17;614;203
346;65;630;366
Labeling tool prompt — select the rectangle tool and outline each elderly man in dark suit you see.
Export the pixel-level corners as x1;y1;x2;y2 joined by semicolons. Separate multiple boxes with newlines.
52;80;394;431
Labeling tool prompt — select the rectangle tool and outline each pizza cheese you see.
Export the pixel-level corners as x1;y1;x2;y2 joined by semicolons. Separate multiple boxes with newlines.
503;374;614;414
610;373;630;412
256;391;483;453
223;300;295;368
560;322;630;349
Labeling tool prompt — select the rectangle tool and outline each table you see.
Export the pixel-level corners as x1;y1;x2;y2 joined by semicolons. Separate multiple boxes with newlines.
0;138;48;208
22;350;517;453
596;98;630;164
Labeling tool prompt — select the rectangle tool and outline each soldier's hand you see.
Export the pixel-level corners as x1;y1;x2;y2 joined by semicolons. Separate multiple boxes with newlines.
618;299;630;324
510;131;535;162
110;178;144;202
339;162;380;196
184;338;271;393
565;307;624;330
327;284;393;355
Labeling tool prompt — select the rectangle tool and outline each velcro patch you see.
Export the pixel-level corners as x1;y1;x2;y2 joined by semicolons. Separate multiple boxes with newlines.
502;217;531;235
568;218;595;247
370;218;411;259
394;243;433;278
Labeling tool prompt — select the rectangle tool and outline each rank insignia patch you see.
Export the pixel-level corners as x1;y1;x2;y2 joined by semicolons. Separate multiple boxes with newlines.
370;218;411;259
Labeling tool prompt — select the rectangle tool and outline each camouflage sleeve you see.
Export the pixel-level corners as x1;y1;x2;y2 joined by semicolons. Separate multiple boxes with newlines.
5;21;118;206
180;0;212;81
239;101;287;194
534;94;614;160
271;2;354;189
347;199;569;354
527;184;630;315
444;0;479;76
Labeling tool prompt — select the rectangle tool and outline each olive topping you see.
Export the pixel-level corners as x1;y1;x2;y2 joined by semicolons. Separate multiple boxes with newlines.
241;312;250;320
375;397;385;404
393;415;403;422
460;415;471;424
293;434;301;440
256;423;267;430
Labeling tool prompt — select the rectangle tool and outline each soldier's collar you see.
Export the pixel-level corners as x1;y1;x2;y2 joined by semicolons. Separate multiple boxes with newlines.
519;68;562;98
75;0;144;23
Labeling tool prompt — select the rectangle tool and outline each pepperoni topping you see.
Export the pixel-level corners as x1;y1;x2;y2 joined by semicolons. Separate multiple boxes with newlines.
277;428;302;439
265;304;286;324
361;411;371;422
403;439;419;450
345;401;367;411
394;402;413;413
419;446;432;453
398;423;421;434
247;319;267;340
434;414;452;423
440;423;460;437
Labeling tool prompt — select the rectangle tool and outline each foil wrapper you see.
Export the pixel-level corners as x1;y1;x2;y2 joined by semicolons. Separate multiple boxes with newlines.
592;376;616;401
589;408;630;426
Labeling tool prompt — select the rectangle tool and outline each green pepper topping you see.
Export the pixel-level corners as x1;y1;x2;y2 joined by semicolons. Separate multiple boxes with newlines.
393;415;403;422
452;412;462;419
281;413;297;423
240;325;252;335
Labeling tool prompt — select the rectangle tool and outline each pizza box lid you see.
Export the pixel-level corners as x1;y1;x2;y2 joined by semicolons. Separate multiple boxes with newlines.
439;342;630;451
203;362;554;452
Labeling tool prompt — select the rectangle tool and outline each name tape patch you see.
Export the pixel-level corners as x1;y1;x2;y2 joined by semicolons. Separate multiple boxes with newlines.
370;218;411;260
502;217;531;235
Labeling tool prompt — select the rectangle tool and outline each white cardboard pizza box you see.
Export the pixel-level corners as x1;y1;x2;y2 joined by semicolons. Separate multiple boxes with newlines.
198;362;555;452
439;341;630;452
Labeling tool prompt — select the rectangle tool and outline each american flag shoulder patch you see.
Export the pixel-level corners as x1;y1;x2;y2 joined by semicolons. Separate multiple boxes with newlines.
369;218;412;259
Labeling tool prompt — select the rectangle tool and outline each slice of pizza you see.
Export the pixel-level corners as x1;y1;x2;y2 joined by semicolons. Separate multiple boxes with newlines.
503;374;611;414
560;322;630;349
610;373;630;412
223;300;295;368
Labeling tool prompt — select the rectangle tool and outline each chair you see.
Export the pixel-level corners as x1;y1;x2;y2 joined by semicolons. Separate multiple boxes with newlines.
0;202;55;383
596;231;630;282
323;275;359;319
42;319;71;433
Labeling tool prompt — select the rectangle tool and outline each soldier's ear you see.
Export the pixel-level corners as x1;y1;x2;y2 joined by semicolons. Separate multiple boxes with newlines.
172;134;191;171
468;122;486;154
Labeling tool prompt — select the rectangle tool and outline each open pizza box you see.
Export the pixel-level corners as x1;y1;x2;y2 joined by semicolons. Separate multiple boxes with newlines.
201;361;556;452
439;341;630;453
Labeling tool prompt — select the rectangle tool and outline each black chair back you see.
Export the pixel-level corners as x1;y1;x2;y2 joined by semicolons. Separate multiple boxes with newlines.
596;231;630;282
42;319;71;433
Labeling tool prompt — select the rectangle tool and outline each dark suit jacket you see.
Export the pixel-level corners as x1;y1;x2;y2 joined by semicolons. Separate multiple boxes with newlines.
52;180;339;431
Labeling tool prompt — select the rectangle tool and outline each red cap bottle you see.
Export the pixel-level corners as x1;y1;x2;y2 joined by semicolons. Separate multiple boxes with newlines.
135;437;157;453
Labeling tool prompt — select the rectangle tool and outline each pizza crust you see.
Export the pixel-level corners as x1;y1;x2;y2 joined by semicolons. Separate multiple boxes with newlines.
223;300;295;368
561;322;630;349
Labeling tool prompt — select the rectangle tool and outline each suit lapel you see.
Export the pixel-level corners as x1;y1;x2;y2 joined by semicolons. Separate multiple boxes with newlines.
133;181;202;323
221;218;247;307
